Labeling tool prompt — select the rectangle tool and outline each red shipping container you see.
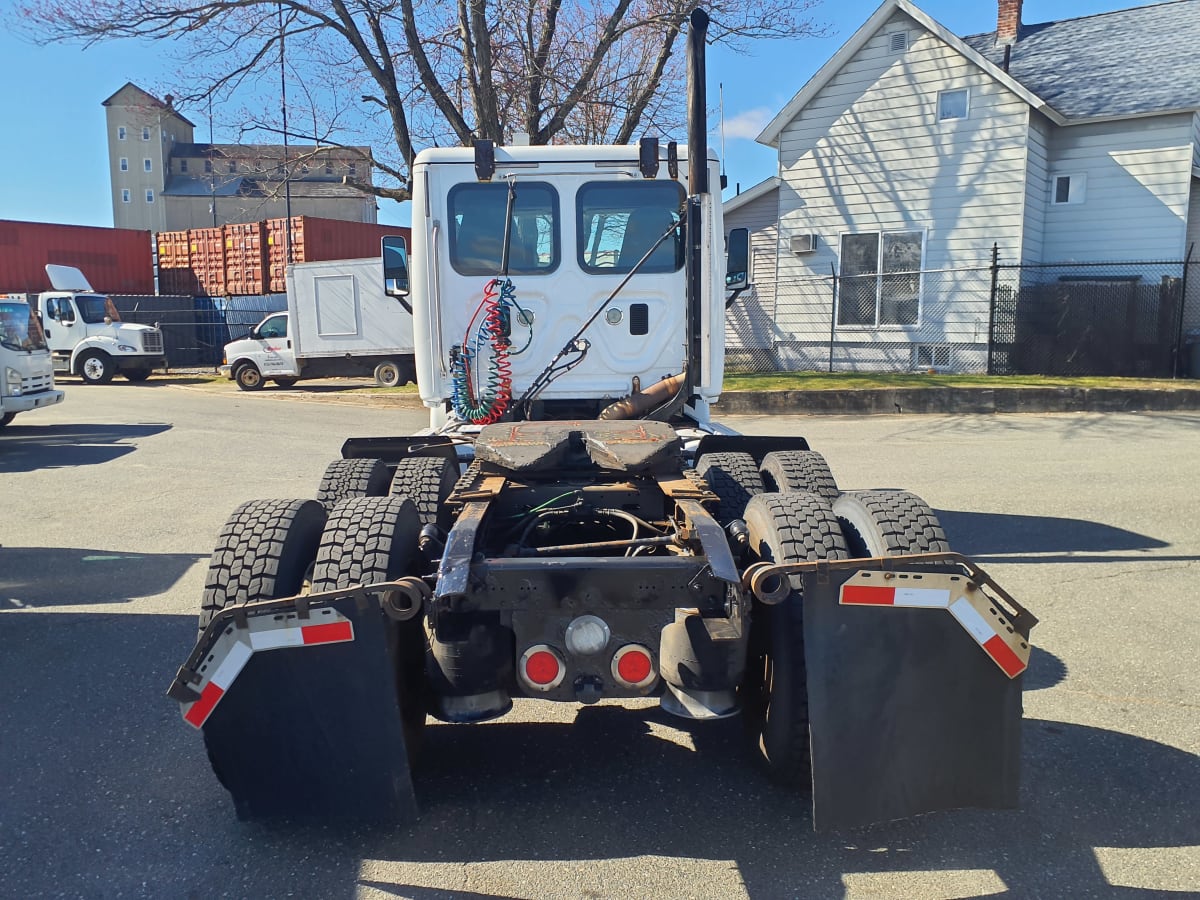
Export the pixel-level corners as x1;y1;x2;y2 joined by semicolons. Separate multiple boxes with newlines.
266;217;411;293
0;219;154;294
223;222;267;295
189;228;226;297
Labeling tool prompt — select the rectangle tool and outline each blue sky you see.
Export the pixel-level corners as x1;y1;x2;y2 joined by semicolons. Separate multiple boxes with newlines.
0;0;1131;230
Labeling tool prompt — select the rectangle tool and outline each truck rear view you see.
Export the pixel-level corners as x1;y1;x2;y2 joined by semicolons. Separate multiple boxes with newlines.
168;10;1035;831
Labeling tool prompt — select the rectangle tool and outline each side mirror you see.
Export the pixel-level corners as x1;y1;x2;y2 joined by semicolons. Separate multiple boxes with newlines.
248;325;261;339
382;235;410;298
725;227;749;292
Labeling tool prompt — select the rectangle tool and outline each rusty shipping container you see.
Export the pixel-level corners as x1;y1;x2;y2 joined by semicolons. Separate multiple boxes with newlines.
223;222;267;295
189;227;227;297
156;230;199;296
266;217;411;293
0;219;154;294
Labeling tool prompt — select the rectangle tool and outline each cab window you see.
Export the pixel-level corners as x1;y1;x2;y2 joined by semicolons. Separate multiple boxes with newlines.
577;181;685;275
258;315;287;339
76;295;121;324
448;182;558;276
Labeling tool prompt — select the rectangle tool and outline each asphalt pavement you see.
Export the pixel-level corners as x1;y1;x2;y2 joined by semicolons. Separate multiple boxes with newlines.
1;381;1197;899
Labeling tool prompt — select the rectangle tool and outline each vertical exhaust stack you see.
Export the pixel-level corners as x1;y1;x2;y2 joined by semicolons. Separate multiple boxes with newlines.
683;8;711;409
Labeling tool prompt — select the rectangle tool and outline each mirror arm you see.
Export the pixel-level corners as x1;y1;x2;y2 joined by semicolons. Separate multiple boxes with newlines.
725;285;750;310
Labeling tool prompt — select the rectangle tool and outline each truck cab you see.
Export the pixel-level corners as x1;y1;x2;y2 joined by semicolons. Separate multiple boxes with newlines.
36;265;166;384
0;296;64;426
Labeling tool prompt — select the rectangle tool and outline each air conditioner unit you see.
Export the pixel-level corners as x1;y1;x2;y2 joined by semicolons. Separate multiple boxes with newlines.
790;234;818;254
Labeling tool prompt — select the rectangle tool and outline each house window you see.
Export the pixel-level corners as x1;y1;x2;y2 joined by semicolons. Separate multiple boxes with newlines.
301;163;309;174
142;126;150;140
117;126;127;141
180;159;188;173
121;189;131;203
146;189;155;203
1052;174;1087;205
889;31;908;53
144;158;152;172
204;159;212;173
325;161;333;175
937;89;969;121
348;162;357;178
119;157;129;172
228;160;237;174
837;231;924;327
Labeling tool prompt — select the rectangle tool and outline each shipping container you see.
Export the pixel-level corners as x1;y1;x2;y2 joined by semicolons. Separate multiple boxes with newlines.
266;217;410;293
156;231;199;295
223;222;267;296
189;227;226;297
0;219;154;294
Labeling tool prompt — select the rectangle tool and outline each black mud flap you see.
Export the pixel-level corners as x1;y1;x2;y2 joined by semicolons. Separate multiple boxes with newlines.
801;567;1023;831
198;597;416;824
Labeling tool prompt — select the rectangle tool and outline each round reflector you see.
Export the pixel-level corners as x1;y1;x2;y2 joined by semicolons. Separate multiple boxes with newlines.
611;644;656;689
519;644;566;691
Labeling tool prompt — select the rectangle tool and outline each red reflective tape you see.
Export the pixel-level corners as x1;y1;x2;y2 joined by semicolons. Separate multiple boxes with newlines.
842;584;895;605
301;621;353;645
184;681;225;728
983;634;1026;678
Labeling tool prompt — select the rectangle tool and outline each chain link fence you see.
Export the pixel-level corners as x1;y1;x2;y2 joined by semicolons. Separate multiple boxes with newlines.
725;254;1198;378
112;294;287;369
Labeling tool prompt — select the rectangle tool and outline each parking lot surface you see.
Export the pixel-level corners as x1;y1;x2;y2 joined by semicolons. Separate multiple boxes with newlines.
2;383;1198;899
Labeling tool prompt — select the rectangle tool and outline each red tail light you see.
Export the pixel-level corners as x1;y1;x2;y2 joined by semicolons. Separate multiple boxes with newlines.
611;644;656;690
519;644;566;691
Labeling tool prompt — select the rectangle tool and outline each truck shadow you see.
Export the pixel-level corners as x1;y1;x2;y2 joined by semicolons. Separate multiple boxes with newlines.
0;422;171;472
0;546;205;608
934;508;1185;564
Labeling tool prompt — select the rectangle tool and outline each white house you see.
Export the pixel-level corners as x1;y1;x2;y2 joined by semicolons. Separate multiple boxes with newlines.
725;0;1200;374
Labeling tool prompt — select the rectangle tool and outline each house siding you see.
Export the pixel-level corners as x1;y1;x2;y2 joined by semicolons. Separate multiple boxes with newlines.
1041;114;1194;262
723;188;780;367
1021;111;1051;264
773;10;1030;366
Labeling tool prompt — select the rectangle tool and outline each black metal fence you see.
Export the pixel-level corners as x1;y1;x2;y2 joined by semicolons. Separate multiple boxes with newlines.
111;294;288;369
724;252;1198;378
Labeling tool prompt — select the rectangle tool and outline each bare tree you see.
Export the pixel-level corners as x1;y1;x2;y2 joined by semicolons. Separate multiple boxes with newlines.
21;0;824;201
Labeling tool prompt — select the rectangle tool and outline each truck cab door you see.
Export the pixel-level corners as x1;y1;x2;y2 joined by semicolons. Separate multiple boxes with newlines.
252;314;298;376
40;296;77;359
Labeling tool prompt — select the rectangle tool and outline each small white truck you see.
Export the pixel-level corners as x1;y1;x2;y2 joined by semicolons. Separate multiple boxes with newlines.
221;256;415;391
9;265;167;384
0;295;64;426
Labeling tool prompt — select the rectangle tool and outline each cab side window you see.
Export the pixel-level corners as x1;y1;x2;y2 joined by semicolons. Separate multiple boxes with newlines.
47;298;75;322
258;316;287;339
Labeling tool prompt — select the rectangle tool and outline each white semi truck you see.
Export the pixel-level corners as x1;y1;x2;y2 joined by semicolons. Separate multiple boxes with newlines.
9;265;166;384
0;295;64;426
221;255;415;390
170;11;1036;832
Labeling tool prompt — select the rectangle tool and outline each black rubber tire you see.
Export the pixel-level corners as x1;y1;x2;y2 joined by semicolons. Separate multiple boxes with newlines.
199;498;327;631
233;363;264;391
760;450;838;502
374;360;402;387
122;368;153;383
77;351;115;384
389;456;459;527
833;490;950;558
311;496;427;749
272;377;298;388
695;451;764;525
316;458;390;510
0;412;15;427
740;491;848;786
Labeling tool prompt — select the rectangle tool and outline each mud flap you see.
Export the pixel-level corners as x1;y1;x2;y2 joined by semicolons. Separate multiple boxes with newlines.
196;597;416;824
801;566;1024;830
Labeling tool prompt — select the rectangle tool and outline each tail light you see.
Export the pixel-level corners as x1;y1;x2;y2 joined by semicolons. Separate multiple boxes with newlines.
519;644;566;692
611;644;657;690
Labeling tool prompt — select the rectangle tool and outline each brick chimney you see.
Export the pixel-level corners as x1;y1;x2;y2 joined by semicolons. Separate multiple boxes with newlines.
997;0;1023;45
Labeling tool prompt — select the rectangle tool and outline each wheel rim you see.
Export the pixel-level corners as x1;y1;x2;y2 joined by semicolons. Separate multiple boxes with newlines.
378;364;399;386
82;357;105;380
240;368;261;388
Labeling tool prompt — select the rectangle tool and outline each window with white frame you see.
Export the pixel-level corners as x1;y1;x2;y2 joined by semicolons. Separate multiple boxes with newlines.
121;189;131;203
180;159;188;173
144;158;152;172
937;88;969;121
1051;174;1086;205
838;231;924;327
117;126;127;140
142;126;150;140
119;157;128;172
146;189;155;203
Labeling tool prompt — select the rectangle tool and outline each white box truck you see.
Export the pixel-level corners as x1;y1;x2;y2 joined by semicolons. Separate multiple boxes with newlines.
0;295;64;426
220;256;415;391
